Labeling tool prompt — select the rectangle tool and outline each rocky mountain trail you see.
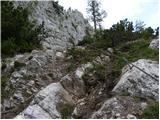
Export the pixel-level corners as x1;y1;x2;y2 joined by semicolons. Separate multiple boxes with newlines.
2;38;159;119
2;47;112;119
1;1;159;119
1;50;74;118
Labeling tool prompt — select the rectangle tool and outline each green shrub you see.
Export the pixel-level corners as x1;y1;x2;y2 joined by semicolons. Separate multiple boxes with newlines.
78;35;94;46
14;61;26;70
66;63;77;72
113;39;159;72
67;47;100;65
59;104;74;119
1;1;43;56
139;102;159;119
1;38;17;55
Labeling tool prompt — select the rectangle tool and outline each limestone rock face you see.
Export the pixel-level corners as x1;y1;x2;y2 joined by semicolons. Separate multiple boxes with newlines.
112;59;159;100
91;96;147;119
14;1;93;51
149;39;159;51
3;3;92;117
15;83;74;119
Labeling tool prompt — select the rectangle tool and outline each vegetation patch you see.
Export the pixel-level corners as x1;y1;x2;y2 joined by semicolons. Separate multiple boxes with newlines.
66;47;100;70
14;61;26;70
113;39;159;72
1;1;44;56
59;103;75;119
138;101;159;119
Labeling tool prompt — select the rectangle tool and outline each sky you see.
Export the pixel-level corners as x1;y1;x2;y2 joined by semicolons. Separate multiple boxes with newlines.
58;0;159;29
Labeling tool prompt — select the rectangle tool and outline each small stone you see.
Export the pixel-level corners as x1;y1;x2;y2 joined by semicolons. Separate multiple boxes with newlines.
75;68;84;79
31;88;38;93
79;102;85;106
26;90;32;95
115;113;120;117
27;80;35;87
98;91;102;95
56;52;64;59
107;48;114;54
141;102;147;110
76;46;85;50
127;114;137;119
13;72;23;78
67;55;72;59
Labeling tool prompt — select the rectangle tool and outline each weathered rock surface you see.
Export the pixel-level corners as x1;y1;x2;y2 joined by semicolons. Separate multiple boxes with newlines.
149;39;159;51
112;59;159;100
1;50;69;118
2;1;93;118
61;62;93;97
91;96;147;119
2;1;159;119
93;54;110;65
14;1;93;51
15;82;74;119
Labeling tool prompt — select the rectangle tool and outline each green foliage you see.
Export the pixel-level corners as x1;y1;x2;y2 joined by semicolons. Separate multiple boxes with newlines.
93;64;106;80
1;38;17;55
67;47;100;65
139;102;159;119
66;63;77;72
66;47;101;72
14;61;26;70
79;30;112;49
78;35;94;46
59;104;74;119
113;39;159;72
141;27;154;39
1;1;43;56
105;18;135;47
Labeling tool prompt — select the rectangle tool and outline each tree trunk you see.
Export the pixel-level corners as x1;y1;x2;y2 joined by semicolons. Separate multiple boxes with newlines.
92;1;97;31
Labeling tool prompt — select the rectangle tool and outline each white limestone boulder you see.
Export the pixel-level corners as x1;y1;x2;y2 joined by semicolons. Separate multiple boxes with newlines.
112;59;159;100
149;39;159;51
15;82;74;119
91;96;146;119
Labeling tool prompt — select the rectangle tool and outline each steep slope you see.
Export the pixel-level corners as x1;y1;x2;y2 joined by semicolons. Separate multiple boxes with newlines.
1;1;92;118
1;1;159;119
14;1;93;51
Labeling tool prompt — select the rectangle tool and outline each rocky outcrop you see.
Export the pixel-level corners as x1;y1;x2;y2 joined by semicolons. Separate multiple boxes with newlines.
60;62;94;97
149;39;159;51
112;59;159;100
1;50;69;118
14;1;93;51
2;1;159;119
92;96;147;119
2;1;93;118
15;83;74;119
90;59;159;119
